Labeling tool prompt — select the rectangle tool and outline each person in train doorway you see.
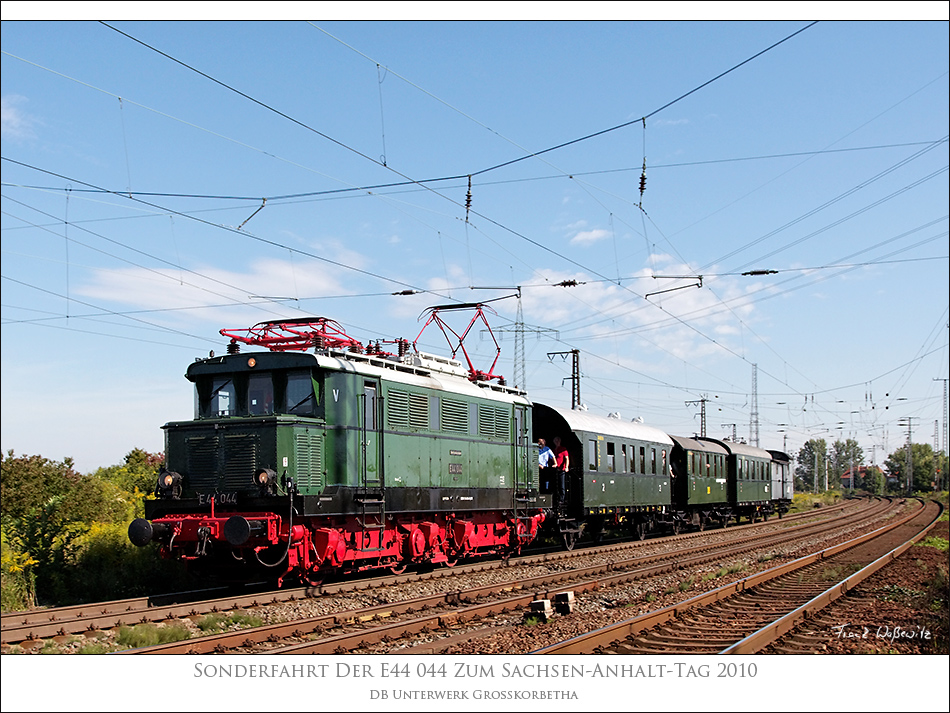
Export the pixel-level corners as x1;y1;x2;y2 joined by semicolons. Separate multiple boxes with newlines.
538;438;556;493
553;435;570;510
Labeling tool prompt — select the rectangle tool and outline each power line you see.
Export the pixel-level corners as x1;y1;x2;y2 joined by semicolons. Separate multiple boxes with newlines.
469;22;821;177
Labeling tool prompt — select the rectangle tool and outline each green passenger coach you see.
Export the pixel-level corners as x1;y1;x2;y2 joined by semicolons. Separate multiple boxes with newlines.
532;403;674;547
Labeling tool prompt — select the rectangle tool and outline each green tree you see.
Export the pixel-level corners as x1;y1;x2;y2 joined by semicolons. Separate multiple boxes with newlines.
884;442;943;493
829;438;864;491
796;439;827;492
1;451;81;519
92;448;165;517
862;465;885;495
1;450;145;607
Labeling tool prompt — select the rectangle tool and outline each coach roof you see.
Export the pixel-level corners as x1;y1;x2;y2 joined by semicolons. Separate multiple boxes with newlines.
538;403;673;445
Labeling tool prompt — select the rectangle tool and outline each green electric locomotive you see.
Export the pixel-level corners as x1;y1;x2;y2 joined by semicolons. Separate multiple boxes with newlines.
129;317;544;585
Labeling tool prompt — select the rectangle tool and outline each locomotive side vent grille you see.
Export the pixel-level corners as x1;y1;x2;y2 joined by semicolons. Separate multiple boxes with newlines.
478;405;511;441
295;432;323;490
441;399;469;434
408;392;429;430
387;390;410;430
387;389;430;432
494;407;510;440
186;435;218;491
222;434;259;490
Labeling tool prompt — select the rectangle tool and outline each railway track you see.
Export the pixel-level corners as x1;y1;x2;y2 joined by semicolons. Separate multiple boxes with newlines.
111;497;893;654
1;497;857;648
0;496;872;652
531;498;939;654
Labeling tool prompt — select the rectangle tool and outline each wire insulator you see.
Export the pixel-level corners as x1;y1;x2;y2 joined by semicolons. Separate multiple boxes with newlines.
465;175;472;222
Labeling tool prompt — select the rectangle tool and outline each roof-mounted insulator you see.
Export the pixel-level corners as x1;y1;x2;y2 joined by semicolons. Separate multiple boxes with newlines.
465;175;472;222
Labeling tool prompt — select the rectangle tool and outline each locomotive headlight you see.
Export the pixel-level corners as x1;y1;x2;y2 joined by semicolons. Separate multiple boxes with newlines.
254;468;278;493
156;470;182;498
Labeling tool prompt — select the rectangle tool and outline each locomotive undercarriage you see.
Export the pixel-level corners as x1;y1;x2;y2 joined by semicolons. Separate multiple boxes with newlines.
131;496;544;586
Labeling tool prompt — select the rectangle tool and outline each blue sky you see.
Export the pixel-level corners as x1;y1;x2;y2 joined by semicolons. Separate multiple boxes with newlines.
2;13;948;474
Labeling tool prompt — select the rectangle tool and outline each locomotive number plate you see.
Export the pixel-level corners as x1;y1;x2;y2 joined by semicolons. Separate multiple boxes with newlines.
448;463;463;475
198;492;238;506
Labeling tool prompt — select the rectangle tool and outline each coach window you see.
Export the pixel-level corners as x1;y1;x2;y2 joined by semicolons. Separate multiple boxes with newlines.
588;439;598;470
640;446;646;475
606;442;615;473
621;444;628;473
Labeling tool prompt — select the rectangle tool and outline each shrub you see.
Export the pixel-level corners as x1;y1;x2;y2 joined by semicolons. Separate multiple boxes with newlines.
48;522;194;604
1;526;36;611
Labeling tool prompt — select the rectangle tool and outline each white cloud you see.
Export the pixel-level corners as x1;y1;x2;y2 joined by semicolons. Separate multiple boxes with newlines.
570;228;610;246
1;95;37;140
76;257;356;329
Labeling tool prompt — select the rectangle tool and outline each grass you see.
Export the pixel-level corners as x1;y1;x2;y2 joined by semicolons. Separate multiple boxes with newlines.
789;491;843;514
195;611;263;633
115;622;191;649
916;536;949;552
879;583;925;601
701;562;748;583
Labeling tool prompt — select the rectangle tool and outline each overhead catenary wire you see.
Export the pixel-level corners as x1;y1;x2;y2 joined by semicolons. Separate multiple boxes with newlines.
4;23;944;459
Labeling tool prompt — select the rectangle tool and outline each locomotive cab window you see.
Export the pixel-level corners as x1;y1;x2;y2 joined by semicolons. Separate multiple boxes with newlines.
285;370;319;416
208;377;236;417
248;373;274;415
